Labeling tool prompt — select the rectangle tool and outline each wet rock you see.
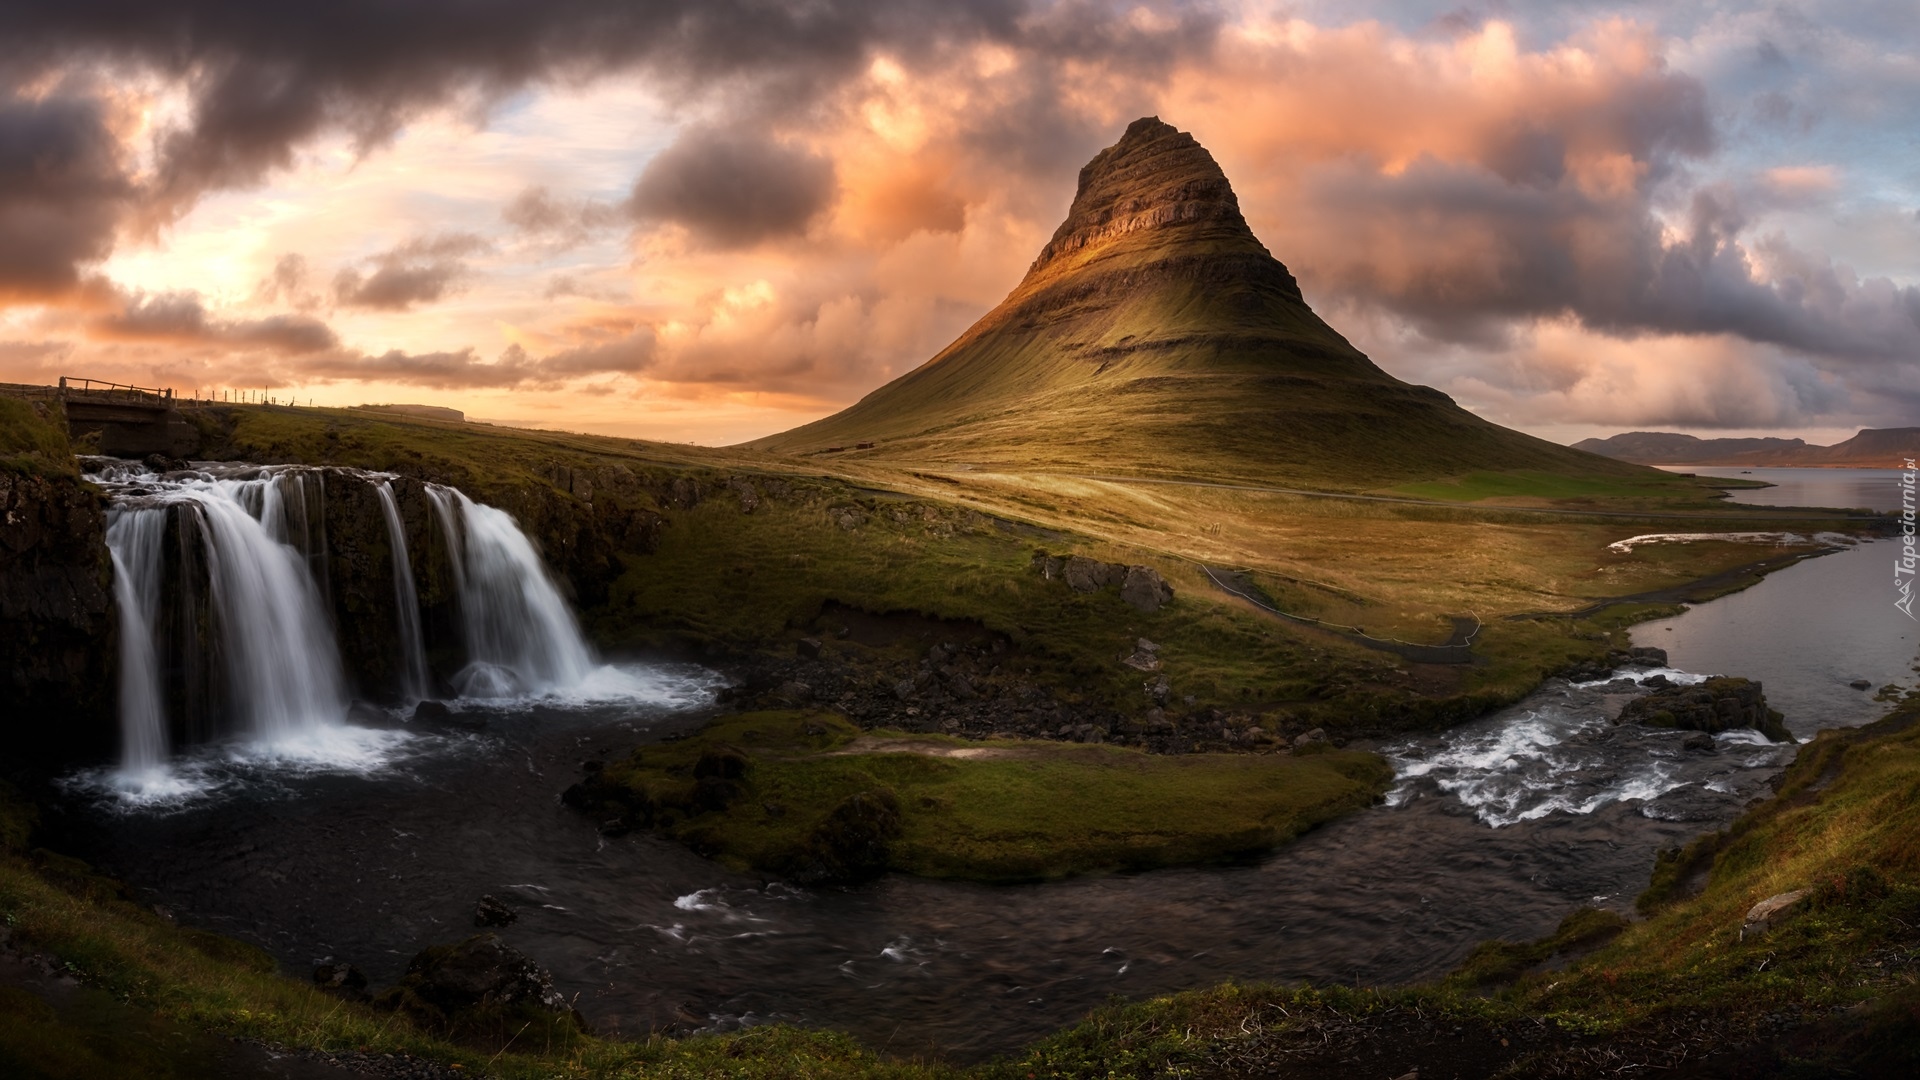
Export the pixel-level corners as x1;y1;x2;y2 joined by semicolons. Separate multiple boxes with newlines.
1617;676;1794;742
1640;673;1672;689
473;894;517;928
1741;888;1809;940
377;933;580;1037
0;469;116;763
1681;732;1716;753
313;962;371;1003
1850;679;1873;690
409;700;451;723
1120;565;1174;613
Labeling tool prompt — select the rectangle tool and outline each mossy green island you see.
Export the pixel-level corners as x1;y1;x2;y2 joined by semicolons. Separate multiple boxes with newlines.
566;711;1393;883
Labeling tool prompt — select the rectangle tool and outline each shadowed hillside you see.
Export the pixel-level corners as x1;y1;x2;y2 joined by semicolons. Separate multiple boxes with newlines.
749;117;1648;492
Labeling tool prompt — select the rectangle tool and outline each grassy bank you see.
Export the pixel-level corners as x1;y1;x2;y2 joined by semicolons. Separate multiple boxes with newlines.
572;710;1394;883
1002;698;1920;1078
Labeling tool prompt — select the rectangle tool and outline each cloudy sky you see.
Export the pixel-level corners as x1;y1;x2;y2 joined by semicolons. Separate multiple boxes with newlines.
1;1;1914;446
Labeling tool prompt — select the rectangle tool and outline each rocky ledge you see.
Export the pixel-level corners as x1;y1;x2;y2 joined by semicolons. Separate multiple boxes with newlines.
1616;676;1794;743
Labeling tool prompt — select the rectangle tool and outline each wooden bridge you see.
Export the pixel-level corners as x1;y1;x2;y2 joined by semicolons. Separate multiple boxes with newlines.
0;377;199;457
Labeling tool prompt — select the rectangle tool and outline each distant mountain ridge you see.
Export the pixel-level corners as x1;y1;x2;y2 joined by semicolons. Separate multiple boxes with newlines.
1574;429;1920;468
748;117;1645;491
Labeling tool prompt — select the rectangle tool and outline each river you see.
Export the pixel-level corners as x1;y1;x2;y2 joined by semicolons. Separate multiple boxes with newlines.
56;467;1917;1061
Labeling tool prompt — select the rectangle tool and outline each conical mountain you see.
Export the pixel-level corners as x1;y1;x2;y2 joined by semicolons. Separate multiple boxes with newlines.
749;117;1638;490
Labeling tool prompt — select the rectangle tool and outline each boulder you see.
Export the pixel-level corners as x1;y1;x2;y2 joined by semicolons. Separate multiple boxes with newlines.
1680;732;1716;753
1850;679;1872;690
796;637;823;659
1062;555;1113;593
473;894;517;928
1740;888;1809;941
313;962;371;1003
378;933;579;1037
1293;727;1328;749
1119;565;1174;613
1616;676;1794;742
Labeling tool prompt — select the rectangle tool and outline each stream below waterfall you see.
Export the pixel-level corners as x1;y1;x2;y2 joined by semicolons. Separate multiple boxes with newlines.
53;465;1920;1061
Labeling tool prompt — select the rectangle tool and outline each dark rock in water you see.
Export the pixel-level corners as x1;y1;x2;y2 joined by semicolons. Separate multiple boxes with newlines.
410;700;452;722
376;933;583;1043
1626;646;1668;667
1640;673;1673;689
1681;732;1716;753
1850;679;1873;690
1120;565;1174;612
1617;676;1794;742
313;962;371;1003
473;894;517;928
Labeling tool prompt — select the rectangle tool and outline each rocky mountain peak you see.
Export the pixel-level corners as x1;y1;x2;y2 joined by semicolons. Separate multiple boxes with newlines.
1026;116;1261;277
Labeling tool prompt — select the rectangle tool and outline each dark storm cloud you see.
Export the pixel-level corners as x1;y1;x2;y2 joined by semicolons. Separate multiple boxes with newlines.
333;233;490;311
0;0;1036;221
1303;160;1920;364
626;128;837;247
92;290;338;352
0;90;134;298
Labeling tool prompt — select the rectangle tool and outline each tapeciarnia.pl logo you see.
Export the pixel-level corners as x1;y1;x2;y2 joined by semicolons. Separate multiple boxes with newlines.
1899;458;1917;620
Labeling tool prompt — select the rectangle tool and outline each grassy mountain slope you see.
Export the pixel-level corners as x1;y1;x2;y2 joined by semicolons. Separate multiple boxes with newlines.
748;117;1651;493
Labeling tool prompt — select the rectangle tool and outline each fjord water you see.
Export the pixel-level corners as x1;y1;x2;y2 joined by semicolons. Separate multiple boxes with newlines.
1640;467;1918;731
69;463;1913;1059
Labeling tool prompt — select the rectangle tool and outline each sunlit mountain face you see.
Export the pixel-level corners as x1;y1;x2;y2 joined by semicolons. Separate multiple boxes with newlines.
1;2;1914;447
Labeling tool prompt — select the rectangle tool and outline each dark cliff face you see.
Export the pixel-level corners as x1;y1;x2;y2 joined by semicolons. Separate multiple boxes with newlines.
0;470;116;765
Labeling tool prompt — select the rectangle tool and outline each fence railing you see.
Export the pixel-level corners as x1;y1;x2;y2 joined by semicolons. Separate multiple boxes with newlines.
59;376;175;403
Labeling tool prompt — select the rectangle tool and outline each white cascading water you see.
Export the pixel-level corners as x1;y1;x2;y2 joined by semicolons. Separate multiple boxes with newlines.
106;510;168;776
375;480;431;700
80;460;712;804
101;472;352;758
426;485;594;696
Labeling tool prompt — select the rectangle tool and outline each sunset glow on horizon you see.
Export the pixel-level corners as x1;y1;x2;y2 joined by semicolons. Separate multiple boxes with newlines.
2;2;1914;446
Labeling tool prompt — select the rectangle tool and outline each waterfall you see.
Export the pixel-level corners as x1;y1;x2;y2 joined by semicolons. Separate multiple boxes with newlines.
426;486;595;696
375;481;430;700
106;510;168;774
95;467;350;773
84;460;670;792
